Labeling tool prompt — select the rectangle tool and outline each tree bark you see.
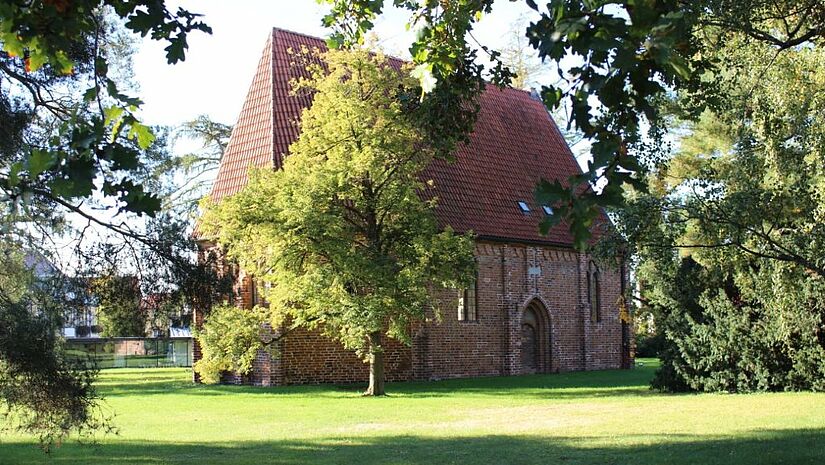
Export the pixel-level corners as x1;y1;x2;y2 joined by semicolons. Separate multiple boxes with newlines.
364;331;385;396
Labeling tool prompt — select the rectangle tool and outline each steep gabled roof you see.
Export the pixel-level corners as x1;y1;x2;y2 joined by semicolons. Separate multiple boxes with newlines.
210;32;273;199
210;28;594;246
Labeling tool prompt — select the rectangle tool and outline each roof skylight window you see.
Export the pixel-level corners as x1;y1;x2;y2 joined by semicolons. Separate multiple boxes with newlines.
517;201;530;213
542;205;554;215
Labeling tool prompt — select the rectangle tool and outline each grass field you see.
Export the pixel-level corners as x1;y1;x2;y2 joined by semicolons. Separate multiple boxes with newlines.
2;359;824;465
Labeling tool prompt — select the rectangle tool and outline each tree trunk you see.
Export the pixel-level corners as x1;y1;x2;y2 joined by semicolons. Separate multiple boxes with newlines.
364;331;386;396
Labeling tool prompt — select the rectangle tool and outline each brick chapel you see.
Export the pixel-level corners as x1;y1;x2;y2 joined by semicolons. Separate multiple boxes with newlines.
195;28;633;386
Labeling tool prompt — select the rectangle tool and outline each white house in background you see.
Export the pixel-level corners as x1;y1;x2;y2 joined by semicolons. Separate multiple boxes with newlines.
22;250;192;339
18;249;97;338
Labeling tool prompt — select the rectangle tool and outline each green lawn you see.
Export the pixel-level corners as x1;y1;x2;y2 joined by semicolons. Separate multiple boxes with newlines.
2;359;824;465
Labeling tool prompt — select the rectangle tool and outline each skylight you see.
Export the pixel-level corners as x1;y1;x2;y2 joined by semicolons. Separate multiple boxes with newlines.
542;205;554;215
517;201;530;213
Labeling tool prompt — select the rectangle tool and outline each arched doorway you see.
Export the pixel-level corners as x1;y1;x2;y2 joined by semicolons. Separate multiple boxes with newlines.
521;309;539;372
520;300;551;374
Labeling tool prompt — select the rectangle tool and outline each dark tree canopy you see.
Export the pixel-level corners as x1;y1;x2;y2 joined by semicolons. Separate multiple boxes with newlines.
1;0;210;217
0;1;216;447
0;244;108;450
613;32;825;392
91;275;144;337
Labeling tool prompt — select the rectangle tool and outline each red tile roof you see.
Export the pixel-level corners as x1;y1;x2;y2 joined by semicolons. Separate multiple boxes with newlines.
209;28;597;247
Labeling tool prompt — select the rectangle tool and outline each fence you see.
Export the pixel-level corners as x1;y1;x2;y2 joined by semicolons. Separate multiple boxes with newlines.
64;337;193;369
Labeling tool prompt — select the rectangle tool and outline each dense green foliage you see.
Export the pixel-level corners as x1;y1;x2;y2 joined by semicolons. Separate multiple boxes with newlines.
91;276;145;337
193;304;270;385
0;245;107;450
0;1;216;446
4;363;825;464
0;1;210;216
621;37;825;392
198;47;476;395
641;255;825;393
633;331;664;359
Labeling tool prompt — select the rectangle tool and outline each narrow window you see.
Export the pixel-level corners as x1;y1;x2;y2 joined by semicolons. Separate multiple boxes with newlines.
249;277;259;307
542;205;554;215
588;261;601;323
458;273;478;321
517;201;530;213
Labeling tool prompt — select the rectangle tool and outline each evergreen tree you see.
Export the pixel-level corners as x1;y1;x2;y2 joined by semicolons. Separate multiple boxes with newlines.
622;39;825;392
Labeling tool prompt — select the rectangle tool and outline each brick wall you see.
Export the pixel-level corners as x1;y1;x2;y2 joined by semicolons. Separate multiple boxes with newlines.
194;239;631;386
418;240;626;380
274;327;412;385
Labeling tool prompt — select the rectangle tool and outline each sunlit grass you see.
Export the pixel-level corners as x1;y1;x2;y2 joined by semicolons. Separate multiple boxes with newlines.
2;359;824;464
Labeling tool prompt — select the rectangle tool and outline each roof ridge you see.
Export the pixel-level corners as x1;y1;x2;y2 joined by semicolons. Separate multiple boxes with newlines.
272;27;413;69
271;27;538;96
271;26;331;43
269;28;279;170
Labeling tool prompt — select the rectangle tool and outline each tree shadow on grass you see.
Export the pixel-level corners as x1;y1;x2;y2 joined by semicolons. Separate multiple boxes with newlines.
3;428;823;465
390;365;661;399
98;365;663;401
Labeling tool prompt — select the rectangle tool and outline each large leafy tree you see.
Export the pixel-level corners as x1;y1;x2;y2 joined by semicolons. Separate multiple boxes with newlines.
197;47;476;396
321;0;825;247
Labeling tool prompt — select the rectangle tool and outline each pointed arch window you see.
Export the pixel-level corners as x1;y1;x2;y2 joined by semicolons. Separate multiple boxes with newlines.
587;261;601;323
